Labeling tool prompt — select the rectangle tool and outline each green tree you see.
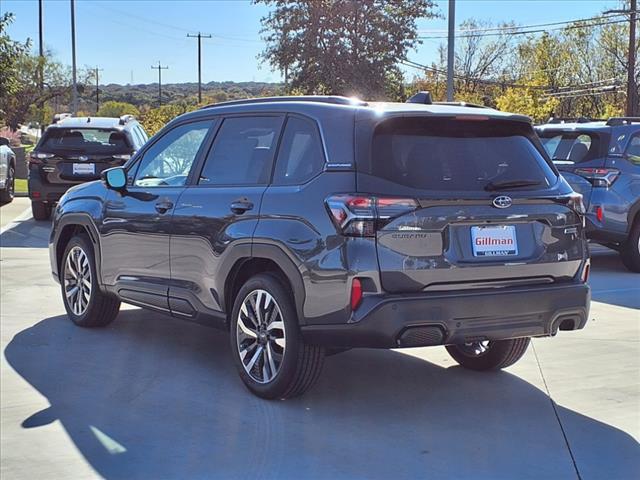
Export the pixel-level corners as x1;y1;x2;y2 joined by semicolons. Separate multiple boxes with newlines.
140;103;197;136
0;12;31;124
256;0;436;99
97;101;140;118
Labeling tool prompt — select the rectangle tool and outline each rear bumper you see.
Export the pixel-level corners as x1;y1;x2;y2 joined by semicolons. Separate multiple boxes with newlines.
301;282;590;348
28;175;70;203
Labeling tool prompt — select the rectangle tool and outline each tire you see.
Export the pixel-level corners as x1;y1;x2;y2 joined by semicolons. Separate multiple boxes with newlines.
31;201;51;221
0;164;14;203
229;273;325;399
445;337;531;371
620;219;640;273
61;234;120;327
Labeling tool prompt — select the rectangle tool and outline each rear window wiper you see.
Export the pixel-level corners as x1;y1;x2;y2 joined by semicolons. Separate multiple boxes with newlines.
484;179;543;191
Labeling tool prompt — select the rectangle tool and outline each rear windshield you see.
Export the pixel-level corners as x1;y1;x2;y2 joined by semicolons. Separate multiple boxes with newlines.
364;117;557;194
537;131;603;164
40;128;131;154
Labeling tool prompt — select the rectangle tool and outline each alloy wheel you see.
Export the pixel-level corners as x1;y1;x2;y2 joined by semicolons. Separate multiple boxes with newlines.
63;246;92;316
236;289;286;384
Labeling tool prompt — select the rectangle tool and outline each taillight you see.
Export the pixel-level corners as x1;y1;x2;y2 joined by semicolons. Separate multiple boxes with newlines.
326;194;418;237
575;167;620;187
29;152;53;167
595;205;604;222
350;278;363;310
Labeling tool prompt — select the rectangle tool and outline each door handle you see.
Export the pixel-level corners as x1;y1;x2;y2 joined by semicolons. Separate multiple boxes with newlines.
230;199;254;215
155;200;174;214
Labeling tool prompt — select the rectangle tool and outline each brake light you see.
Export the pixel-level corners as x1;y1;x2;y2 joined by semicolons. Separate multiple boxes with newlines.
326;194;418;237
350;278;363;310
575;167;619;187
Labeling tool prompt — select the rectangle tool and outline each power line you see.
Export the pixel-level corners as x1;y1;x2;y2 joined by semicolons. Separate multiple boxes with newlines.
418;18;628;40
417;12;631;35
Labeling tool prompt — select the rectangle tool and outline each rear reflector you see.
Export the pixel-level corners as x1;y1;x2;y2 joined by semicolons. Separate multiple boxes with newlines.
596;205;604;222
32;191;40;199
581;260;591;283
350;278;363;310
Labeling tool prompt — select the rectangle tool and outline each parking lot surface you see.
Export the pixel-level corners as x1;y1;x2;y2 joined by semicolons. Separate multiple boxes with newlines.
1;198;639;480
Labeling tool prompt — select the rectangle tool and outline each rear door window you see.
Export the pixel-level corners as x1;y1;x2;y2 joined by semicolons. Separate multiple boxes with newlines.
198;116;282;186
624;133;640;165
363;117;557;195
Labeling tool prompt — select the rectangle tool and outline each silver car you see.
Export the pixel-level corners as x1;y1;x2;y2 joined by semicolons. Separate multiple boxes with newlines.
0;137;16;204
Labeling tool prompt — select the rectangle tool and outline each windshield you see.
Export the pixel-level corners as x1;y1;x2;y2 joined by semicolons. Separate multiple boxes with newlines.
40;128;132;154
366;117;557;194
538;131;602;164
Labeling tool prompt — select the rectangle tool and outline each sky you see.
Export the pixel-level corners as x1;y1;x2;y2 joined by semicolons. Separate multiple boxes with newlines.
1;0;621;86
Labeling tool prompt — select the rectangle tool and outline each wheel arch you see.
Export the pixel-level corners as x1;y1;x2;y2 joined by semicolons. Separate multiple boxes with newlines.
222;243;306;328
53;214;103;284
627;199;640;231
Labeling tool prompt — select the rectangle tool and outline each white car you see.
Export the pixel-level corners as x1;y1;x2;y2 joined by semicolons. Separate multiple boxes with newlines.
0;137;16;203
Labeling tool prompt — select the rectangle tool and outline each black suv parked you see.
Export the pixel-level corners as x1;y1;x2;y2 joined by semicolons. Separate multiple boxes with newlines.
49;95;590;399
535;117;640;272
29;115;149;220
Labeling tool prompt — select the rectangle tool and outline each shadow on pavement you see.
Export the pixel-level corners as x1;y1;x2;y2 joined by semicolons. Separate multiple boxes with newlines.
5;309;639;480
0;216;50;248
588;249;640;309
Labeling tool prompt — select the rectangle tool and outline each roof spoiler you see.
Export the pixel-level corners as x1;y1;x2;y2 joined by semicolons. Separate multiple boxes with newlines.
52;113;72;124
406;91;433;105
606;117;640;126
119;114;136;125
546;116;605;124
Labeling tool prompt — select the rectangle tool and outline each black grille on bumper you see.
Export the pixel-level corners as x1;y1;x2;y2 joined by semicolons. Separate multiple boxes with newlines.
396;326;445;347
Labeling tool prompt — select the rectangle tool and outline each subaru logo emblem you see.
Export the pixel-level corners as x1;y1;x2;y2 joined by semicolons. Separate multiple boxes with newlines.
78;155;88;161
492;195;512;209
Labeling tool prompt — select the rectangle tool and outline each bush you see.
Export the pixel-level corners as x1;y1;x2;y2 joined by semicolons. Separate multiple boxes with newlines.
140;103;197;136
97;101;140;118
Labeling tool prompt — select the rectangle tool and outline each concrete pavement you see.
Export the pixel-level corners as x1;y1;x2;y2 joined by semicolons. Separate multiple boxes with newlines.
1;201;638;479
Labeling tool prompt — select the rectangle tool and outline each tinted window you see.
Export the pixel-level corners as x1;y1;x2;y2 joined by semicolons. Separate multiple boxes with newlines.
538;131;601;164
133;121;210;187
199;116;281;186
367;118;556;193
40;128;132;154
273;116;325;185
625;133;640;164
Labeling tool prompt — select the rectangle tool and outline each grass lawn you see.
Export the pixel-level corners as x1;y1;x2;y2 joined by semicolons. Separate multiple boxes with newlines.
14;179;28;194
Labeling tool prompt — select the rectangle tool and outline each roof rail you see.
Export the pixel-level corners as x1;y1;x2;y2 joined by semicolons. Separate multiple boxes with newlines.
406;91;433;105
200;95;368;110
606;117;640;126
433;101;488;109
547;116;605;124
119;114;136;125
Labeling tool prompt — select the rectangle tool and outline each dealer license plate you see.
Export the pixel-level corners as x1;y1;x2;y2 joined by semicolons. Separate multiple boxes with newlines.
73;163;95;175
471;225;518;257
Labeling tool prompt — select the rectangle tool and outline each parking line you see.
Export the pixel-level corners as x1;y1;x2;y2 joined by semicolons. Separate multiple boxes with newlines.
0;208;33;236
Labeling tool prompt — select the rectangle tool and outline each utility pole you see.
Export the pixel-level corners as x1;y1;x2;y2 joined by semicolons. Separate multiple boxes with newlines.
628;0;637;116
151;62;169;107
93;67;103;114
38;0;44;133
446;0;456;102
605;1;638;116
187;32;211;104
70;0;78;115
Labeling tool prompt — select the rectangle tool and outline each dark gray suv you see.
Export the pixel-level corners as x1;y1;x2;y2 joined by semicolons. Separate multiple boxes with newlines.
536;118;640;272
48;95;591;399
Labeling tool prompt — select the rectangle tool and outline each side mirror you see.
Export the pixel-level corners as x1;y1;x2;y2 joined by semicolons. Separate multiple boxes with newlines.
103;167;127;190
0;137;9;147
